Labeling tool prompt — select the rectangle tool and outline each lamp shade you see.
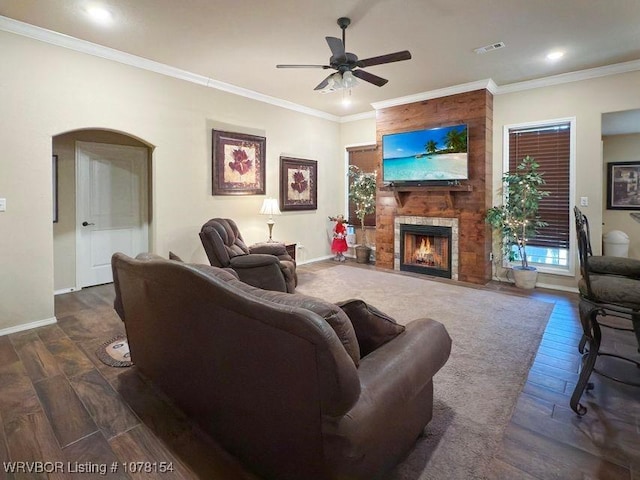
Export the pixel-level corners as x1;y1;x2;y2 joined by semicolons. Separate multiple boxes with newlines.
259;198;281;216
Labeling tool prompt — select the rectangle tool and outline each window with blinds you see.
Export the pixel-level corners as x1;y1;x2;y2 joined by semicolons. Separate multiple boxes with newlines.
508;122;571;251
347;146;377;227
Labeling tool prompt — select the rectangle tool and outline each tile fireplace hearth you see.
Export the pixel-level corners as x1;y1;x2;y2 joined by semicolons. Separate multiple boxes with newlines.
394;216;459;280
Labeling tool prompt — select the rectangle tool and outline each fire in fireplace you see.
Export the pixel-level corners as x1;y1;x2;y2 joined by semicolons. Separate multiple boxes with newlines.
400;225;452;278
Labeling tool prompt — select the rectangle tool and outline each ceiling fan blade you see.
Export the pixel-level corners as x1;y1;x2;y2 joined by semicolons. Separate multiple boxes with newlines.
326;36;346;61
356;50;412;68
313;73;335;91
276;64;332;69
352;69;388;87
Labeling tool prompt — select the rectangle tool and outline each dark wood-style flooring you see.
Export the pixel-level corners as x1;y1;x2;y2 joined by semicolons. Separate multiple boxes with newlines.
0;260;638;479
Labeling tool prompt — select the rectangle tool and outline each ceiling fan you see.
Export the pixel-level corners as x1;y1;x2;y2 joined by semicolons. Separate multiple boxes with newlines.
276;17;412;91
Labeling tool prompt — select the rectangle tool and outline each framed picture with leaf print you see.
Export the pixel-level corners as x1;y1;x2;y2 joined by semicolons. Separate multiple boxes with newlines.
212;130;266;195
279;156;317;211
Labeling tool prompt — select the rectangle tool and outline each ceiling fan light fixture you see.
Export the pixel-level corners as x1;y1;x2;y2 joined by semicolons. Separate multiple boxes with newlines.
329;72;344;89
342;70;358;89
276;17;409;94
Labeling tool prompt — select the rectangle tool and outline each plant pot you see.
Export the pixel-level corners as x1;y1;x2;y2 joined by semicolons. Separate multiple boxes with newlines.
355;245;372;264
512;266;538;289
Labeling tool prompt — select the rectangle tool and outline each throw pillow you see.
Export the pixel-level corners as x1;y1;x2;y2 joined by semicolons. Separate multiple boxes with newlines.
221;279;360;366
336;299;405;357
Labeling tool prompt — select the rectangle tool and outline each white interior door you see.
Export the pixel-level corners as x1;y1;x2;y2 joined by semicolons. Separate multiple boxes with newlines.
76;141;149;288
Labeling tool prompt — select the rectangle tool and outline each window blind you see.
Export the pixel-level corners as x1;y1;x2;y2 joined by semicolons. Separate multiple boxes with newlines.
347;146;377;227
508;124;570;249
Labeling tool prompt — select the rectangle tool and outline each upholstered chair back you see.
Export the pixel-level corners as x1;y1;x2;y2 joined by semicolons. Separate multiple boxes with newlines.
199;218;250;267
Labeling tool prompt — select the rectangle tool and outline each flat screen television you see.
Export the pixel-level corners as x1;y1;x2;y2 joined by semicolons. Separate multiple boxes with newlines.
382;124;468;185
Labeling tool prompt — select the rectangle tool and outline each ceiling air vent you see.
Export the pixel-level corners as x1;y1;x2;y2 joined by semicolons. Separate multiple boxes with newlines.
474;41;506;54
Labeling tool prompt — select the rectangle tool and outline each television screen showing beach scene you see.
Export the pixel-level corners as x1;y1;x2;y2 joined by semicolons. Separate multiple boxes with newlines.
382;125;468;183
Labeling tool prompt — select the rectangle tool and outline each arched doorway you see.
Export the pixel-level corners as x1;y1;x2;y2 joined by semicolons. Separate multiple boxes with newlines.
52;129;153;293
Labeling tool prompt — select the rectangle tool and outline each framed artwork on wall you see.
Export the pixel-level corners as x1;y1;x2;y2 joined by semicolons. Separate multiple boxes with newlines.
606;161;640;210
279;156;317;211
212;130;266;195
53;154;58;223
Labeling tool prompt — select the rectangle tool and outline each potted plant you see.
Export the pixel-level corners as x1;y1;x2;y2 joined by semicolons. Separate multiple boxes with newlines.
485;156;549;289
348;165;377;263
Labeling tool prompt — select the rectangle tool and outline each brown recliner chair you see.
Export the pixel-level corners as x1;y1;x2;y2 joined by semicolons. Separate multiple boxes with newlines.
111;252;452;480
199;218;297;292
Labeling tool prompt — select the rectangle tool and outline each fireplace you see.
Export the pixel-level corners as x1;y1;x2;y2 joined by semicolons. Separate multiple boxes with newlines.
394;216;459;280
400;225;452;278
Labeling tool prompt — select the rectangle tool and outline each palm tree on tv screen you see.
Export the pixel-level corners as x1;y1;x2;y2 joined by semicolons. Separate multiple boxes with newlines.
425;140;438;154
444;128;467;153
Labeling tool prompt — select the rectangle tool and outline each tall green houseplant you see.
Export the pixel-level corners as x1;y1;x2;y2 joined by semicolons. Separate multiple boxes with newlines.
348;165;377;261
486;156;549;281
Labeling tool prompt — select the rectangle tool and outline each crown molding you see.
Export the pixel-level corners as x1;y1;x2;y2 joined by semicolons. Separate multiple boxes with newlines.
0;16;340;122
338;110;376;123
370;79;497;111
494;59;640;95
365;57;640;114
4;15;640;123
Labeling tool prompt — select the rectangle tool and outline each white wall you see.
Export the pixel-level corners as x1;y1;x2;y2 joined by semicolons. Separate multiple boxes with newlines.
493;71;640;289
602;133;640;258
0;30;343;331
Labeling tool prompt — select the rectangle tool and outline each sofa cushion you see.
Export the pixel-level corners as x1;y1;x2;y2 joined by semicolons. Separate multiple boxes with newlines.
335;299;405;357
209;275;360;366
579;274;640;309
588;255;640;279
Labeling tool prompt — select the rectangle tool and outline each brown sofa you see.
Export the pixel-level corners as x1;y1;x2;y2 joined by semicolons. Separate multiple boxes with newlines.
112;252;451;480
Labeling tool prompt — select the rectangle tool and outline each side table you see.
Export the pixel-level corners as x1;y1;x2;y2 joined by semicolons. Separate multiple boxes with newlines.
285;243;296;262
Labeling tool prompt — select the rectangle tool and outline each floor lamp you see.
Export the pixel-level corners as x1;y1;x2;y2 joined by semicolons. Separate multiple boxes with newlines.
259;198;281;242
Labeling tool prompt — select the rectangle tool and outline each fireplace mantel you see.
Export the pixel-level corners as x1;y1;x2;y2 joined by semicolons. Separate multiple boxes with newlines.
381;184;474;208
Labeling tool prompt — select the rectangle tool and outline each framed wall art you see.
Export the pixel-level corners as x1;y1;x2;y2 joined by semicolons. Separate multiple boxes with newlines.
212;130;265;195
606;161;640;210
279;156;317;211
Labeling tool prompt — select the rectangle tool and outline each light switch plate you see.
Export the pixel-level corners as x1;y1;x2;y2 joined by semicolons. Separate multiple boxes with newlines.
580;196;588;207
0;198;6;212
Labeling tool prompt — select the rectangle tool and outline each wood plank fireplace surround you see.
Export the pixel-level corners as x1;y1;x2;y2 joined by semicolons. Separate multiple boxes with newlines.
375;89;493;285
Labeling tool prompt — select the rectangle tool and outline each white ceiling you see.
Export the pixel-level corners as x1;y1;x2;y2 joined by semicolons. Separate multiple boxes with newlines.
2;0;640;119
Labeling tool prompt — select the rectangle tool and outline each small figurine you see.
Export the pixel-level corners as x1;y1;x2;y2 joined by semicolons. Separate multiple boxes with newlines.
329;215;348;262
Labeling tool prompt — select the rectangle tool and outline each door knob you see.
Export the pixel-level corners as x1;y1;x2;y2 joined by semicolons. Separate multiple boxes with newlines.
82;221;95;226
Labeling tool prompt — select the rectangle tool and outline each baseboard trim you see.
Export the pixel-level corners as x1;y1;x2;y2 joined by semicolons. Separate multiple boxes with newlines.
487;276;580;294
535;282;579;294
0;317;57;337
297;254;334;265
55;287;80;295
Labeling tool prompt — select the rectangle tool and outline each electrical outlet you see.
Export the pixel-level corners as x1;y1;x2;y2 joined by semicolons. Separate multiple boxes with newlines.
580;196;588;207
0;198;6;212
489;252;494;261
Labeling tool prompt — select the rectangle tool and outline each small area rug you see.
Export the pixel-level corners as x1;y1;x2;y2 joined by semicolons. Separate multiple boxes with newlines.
95;335;133;367
296;265;554;479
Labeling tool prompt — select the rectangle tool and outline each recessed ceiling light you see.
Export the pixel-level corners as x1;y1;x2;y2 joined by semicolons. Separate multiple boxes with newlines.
546;51;564;61
86;5;113;25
